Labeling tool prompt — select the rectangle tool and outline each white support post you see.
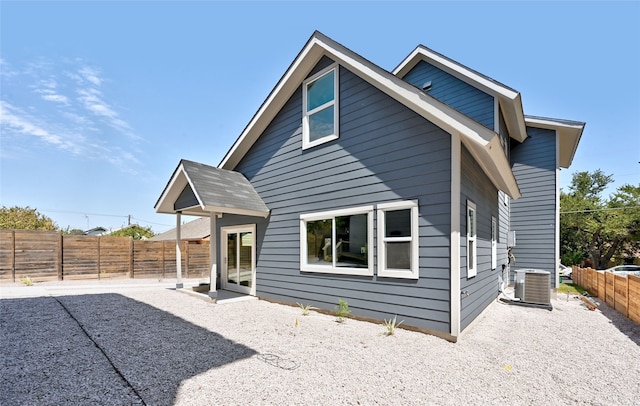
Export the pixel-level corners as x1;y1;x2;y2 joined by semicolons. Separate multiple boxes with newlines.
208;212;218;299
176;212;183;289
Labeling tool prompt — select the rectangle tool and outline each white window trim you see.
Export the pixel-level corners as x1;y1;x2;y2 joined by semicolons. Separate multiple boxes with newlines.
491;216;497;270
467;200;477;278
302;63;339;150
300;205;373;276
377;200;419;279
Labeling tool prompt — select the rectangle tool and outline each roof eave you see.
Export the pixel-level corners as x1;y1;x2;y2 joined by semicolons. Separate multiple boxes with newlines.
463;135;521;199
525;116;585;168
393;45;528;143
154;161;205;215
219;31;520;198
219;34;327;170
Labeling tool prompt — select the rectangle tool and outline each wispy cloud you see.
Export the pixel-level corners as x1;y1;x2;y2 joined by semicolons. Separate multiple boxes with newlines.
0;57;144;173
34;77;70;105
0;101;67;147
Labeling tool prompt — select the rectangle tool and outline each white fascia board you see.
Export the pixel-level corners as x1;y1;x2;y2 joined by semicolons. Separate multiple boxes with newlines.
220;33;495;170
394;45;519;101
219;38;326;170
464;136;521;199
155;164;188;214
220;32;519;198
155;164;205;214
181;167;206;210
394;46;528;143
313;35;496;147
203;205;270;218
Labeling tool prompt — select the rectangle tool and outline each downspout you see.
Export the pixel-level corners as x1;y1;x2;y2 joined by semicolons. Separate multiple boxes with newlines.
555;131;561;288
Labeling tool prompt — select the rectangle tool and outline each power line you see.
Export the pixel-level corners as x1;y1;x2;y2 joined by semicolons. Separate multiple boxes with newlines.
560;206;640;214
38;208;173;227
130;216;174;227
39;208;128;218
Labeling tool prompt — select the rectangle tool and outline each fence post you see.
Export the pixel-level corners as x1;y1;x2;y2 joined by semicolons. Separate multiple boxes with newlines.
185;241;189;279
129;237;134;279
625;277;630;317
97;236;101;279
57;233;63;281
612;273;616;310
162;241;166;279
11;230;16;283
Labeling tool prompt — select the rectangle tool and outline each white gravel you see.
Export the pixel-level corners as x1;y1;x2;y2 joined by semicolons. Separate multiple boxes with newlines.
1;281;639;405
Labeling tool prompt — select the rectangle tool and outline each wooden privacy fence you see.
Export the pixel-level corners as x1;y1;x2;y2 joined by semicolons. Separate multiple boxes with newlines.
0;230;211;283
572;266;640;324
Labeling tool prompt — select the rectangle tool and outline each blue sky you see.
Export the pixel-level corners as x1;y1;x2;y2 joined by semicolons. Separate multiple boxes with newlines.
1;1;639;233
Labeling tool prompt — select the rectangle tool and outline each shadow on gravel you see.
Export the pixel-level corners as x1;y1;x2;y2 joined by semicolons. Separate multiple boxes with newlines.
0;294;257;406
593;298;640;346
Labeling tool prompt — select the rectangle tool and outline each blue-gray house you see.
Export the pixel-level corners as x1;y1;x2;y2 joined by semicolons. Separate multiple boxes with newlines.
155;32;584;341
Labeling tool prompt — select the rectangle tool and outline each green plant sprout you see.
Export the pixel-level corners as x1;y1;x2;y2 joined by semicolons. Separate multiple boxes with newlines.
20;276;33;286
382;315;404;336
334;299;351;323
297;302;316;316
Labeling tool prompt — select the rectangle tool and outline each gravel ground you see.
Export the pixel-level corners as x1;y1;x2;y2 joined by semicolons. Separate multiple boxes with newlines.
1;281;639;405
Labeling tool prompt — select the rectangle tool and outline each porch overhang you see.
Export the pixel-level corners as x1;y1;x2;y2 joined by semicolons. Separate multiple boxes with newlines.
154;159;270;218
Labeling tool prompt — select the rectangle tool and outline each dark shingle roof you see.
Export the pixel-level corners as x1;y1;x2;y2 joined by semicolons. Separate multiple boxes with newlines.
149;217;210;241
155;159;269;217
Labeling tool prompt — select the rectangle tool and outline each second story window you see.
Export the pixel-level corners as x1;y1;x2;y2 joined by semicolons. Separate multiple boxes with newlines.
303;64;339;149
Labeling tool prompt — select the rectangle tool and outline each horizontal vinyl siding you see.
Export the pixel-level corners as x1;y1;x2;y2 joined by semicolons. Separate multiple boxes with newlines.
460;146;501;331
510;127;558;286
230;64;453;333
402;60;495;129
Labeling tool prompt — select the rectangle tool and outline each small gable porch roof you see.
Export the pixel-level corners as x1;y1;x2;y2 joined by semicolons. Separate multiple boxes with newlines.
155;159;269;218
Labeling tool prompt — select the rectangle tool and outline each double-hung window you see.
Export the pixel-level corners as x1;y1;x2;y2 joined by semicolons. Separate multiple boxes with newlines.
300;205;373;276
377;201;419;279
467;201;477;278
302;64;339;149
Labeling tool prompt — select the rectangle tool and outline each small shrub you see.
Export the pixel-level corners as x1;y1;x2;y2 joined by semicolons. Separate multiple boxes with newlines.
382;315;404;336
334;299;351;323
296;302;316;316
20;276;33;286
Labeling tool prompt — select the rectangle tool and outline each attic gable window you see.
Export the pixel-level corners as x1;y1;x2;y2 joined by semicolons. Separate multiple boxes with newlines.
302;64;339;149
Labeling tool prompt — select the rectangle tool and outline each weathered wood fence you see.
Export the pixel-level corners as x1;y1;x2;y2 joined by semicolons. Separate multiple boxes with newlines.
572;266;640;324
0;230;210;283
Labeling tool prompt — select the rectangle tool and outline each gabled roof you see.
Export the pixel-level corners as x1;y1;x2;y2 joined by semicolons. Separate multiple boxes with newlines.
392;45;528;144
150;217;210;241
525;115;585;168
219;31;521;199
155;159;270;217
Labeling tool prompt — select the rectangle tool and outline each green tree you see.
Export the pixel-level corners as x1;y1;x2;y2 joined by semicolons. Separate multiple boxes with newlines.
0;206;58;230
110;224;155;240
560;170;640;269
61;227;86;235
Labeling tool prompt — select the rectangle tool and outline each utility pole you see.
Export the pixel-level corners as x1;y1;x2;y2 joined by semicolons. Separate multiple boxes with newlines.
128;215;131;226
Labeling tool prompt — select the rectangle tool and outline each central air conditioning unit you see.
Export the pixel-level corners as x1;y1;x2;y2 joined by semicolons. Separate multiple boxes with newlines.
514;269;551;306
